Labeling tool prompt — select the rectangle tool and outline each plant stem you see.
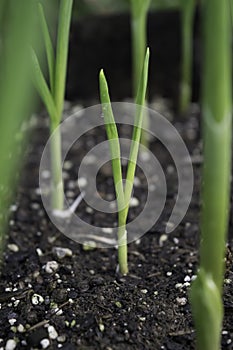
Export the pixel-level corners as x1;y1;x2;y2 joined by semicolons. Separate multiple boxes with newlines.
131;15;147;97
190;0;232;349
118;210;128;274
50;122;64;210
54;0;73;122
179;0;195;114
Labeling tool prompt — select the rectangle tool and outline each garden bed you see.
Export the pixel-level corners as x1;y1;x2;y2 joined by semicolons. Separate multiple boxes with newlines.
0;102;233;350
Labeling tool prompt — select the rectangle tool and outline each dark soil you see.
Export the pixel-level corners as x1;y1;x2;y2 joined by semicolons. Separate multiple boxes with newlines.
0;102;233;350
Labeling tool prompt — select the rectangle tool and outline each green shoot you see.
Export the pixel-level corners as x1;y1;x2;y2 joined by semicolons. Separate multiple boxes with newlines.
190;0;232;349
31;0;73;210
99;49;150;275
129;0;151;148
179;0;195;115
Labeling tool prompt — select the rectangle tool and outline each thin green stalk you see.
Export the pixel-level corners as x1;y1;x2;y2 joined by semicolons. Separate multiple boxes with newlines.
50;122;64;211
179;0;195;115
129;0;150;148
54;0;73;122
38;2;55;93
190;1;232;349
99;49;150;275
31;0;73;211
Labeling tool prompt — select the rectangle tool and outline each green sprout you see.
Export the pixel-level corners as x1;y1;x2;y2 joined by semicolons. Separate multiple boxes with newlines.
31;0;73;210
99;49;150;275
179;0;195;115
190;0;232;349
129;0;151;148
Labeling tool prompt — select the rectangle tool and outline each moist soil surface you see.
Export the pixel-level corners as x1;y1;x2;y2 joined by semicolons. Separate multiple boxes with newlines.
0;103;233;350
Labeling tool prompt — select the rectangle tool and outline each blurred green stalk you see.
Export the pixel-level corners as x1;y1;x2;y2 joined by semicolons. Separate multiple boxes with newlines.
0;0;39;262
179;0;195;115
190;0;232;349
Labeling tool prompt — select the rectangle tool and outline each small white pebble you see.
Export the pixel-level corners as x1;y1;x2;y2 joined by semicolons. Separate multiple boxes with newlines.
77;177;87;188
63;160;72;170
99;323;105;332
56;309;63;316
7;244;19;253
227;339;232;345
83;155;96;164
53;247;72;259
173;238;179;245
133;177;141;187
184;276;191;282
17;324;25;333
225;278;231;285
102;227;113;234
48;325;58;340
5;339;17;350
167;272;172;277
57;335;66;343
139;151;150;162
31;294;44;305
139;317;146;321
31;202;40;210
41;170;50;179
129;197;139;207
222;330;228;335
40;338;50;349
175;283;183;289
166;221;175;229
183;282;190;287
8;319;17;326
167;165;175;174
176;297;187;306
154;291;158;296
36;248;43;256
10;205;17;212
45;261;59;273
141;289;148;294
159;234;168;247
86;207;94;214
13;300;20;307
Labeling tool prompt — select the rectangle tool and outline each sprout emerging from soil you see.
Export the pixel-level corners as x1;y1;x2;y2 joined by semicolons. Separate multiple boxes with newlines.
179;0;195;115
31;0;73;210
190;0;232;349
99;49;150;275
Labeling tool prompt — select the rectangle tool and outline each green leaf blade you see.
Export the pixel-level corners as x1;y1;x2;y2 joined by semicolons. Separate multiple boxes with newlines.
38;2;55;94
99;69;125;207
54;0;73;122
31;48;58;124
125;48;150;205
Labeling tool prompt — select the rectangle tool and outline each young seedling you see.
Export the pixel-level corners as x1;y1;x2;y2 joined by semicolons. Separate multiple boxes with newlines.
99;49;150;275
31;0;73;210
179;0;195;115
190;1;232;349
129;0;151;148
